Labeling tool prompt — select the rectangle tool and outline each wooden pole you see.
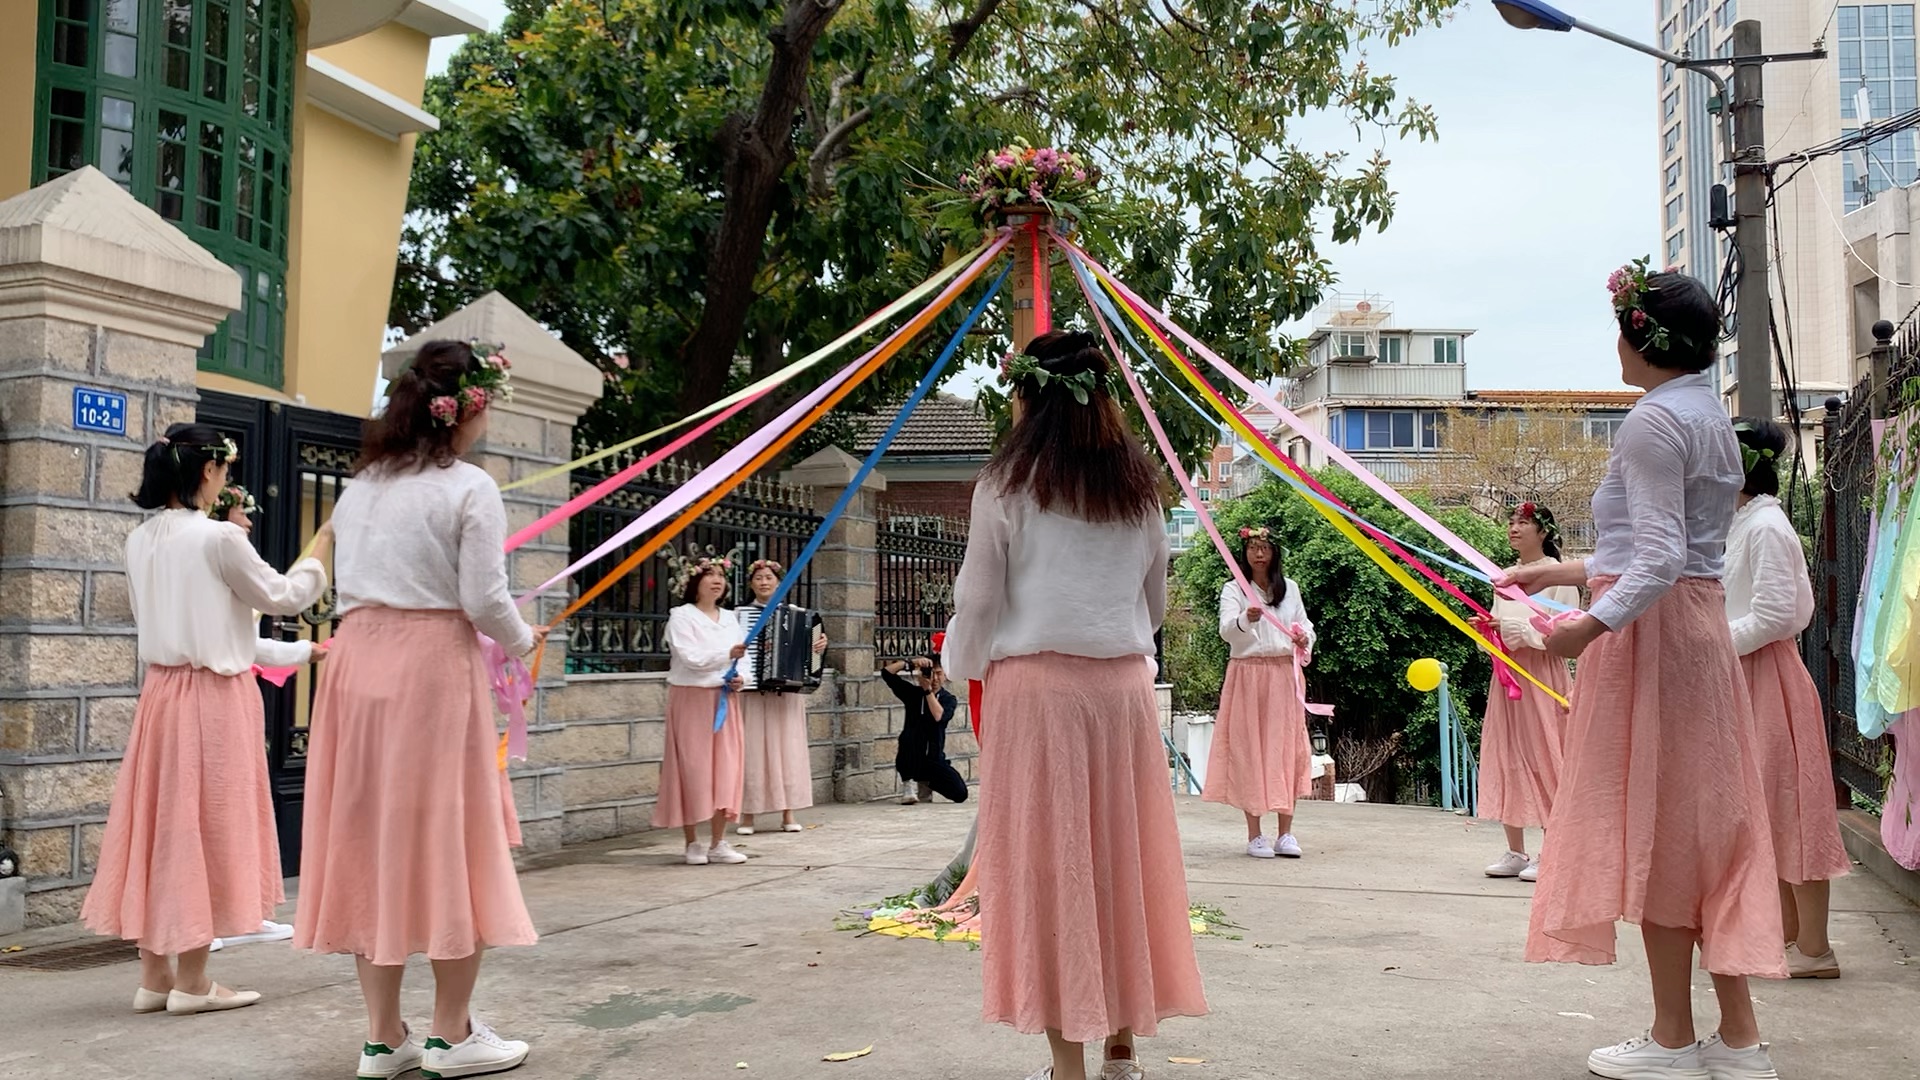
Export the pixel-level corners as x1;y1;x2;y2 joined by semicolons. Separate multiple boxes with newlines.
1005;212;1053;350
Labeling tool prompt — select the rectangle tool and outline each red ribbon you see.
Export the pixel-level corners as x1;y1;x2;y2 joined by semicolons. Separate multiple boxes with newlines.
251;664;299;687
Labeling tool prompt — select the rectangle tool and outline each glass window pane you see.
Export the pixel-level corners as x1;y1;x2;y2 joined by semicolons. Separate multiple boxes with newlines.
1367;412;1391;448
1870;79;1891;114
204;1;229;59
1897;5;1916;36
99;95;132;130
1897;80;1918;111
45;87;87;175
54;23;89;68
1841;6;1861;37
197;121;224;229
1842;40;1863;79
1391;412;1414;448
156;109;186;220
1867;47;1892;78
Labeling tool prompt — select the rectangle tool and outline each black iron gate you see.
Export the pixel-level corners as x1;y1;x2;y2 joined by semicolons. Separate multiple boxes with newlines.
198;390;360;874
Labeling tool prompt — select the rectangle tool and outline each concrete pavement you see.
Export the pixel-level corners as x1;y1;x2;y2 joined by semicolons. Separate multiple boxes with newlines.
2;797;1916;1080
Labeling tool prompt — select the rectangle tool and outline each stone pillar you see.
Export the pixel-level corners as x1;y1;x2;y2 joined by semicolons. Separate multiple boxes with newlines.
0;168;240;928
781;447;892;802
381;292;602;854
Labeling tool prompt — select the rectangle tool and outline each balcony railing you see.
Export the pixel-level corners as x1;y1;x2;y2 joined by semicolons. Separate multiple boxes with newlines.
1290;361;1466;404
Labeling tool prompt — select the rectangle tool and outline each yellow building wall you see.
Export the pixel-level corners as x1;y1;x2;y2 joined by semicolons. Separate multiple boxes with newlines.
0;1;41;200
313;22;430;104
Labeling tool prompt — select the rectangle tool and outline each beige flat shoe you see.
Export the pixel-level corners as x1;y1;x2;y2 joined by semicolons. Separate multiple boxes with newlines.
166;983;262;1015
1786;942;1841;979
132;987;170;1014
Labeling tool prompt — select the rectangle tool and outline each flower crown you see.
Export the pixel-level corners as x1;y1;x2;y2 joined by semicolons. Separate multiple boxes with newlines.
1607;257;1689;355
998;350;1120;406
1514;501;1561;543
665;543;744;597
747;559;784;578
425;341;513;428
209;484;259;519
1731;421;1778;474
1237;526;1274;543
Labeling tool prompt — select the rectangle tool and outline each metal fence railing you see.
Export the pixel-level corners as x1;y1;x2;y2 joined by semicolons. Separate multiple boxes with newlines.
875;512;969;663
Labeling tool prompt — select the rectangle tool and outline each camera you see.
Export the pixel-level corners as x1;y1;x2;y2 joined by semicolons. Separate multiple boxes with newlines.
913;659;935;675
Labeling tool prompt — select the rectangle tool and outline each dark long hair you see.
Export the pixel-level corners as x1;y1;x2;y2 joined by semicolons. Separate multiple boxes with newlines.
357;340;482;475
1618;271;1719;373
1513;502;1562;560
131;423;231;510
1232;524;1291;605
979;330;1160;523
1733;416;1788;498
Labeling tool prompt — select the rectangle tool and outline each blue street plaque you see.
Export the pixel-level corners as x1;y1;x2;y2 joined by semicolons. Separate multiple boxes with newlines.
72;387;128;436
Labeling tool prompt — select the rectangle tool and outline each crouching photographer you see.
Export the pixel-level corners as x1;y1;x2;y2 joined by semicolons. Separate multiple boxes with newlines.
881;654;967;805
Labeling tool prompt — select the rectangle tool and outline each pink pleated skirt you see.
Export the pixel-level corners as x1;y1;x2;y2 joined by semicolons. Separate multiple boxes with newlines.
1203;656;1311;815
977;652;1207;1043
1741;639;1851;885
293;608;536;965
1527;578;1786;978
80;666;283;955
1477;649;1571;829
737;690;813;816
653;685;745;828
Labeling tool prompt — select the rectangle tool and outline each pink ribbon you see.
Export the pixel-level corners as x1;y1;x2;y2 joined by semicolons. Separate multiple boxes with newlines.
1060;237;1545;619
513;235;1011;608
251;664;299;687
480;633;532;763
1471;617;1523;701
1288;624;1334;718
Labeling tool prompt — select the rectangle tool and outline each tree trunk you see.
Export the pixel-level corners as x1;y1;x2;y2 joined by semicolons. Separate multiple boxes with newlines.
678;0;844;454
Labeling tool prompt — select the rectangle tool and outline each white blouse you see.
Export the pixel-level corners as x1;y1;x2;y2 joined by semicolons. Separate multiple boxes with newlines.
1585;372;1743;630
942;480;1168;682
126;509;328;676
330;460;536;656
1218;578;1315;660
666;604;746;687
1492;561;1582;651
1723;494;1813;656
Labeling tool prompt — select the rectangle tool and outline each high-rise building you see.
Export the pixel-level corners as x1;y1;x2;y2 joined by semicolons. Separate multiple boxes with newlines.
1659;1;1912;411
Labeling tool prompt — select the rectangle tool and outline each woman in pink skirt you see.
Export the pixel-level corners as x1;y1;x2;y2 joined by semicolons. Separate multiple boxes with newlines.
1506;263;1785;1080
83;423;330;1015
734;559;824;835
1204;523;1317;859
1475;502;1577;883
656;556;751;864
1725;418;1850;980
945;330;1205;1080
296;340;543;1080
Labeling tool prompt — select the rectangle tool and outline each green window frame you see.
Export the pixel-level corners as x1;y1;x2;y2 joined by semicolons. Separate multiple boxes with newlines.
35;0;296;389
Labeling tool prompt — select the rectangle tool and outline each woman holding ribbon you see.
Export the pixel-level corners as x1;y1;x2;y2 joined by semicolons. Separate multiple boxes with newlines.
734;558;824;835
944;329;1205;1080
1504;263;1784;1080
1204;523;1317;859
1725;418;1850;980
1475;502;1578;883
296;340;542;1080
82;424;330;1017
657;556;751;865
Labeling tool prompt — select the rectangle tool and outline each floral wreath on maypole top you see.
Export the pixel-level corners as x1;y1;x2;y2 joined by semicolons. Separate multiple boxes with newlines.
209;484;259;519
1607;257;1689;355
428;341;513;427
952;139;1102;224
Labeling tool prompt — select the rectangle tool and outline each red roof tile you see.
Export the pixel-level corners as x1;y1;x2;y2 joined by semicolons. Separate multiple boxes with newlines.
854;393;996;456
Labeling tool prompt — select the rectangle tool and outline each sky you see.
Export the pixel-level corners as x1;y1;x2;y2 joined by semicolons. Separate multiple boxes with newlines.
428;2;1661;396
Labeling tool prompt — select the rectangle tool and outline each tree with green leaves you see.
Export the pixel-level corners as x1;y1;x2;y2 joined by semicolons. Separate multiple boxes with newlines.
391;0;1461;461
1167;471;1513;803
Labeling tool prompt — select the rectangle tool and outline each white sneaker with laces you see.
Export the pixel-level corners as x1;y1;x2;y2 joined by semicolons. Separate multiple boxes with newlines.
1587;1031;1711;1080
1102;1058;1146;1080
1246;835;1276;859
1519;859;1540;883
1485;850;1530;877
358;1024;425;1079
420;1018;529;1079
707;840;748;864
1275;833;1303;858
1696;1034;1780;1080
684;842;709;866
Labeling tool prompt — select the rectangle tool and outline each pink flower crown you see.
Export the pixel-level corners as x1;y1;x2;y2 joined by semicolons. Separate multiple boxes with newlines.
1607;257;1687;354
209;484;259;519
427;341;513;428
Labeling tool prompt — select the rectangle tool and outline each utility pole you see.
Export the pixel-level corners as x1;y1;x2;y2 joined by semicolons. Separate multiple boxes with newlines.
1731;20;1773;421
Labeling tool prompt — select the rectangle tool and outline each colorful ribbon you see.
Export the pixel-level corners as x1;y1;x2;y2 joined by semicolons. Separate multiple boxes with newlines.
500;238;996;493
480;633;533;770
252;663;299;687
1288;626;1333;718
717;262;1012;730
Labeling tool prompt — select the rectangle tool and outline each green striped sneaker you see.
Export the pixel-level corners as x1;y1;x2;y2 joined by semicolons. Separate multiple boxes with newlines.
420;1018;529;1079
357;1024;423;1078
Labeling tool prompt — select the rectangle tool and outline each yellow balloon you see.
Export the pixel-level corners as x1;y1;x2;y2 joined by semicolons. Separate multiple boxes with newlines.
1406;657;1444;693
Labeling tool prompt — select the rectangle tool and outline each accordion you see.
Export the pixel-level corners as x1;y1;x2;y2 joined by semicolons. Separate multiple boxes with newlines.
741;604;825;694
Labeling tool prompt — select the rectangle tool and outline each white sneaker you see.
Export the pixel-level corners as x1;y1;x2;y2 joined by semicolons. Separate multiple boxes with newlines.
1102;1058;1147;1080
421;1018;529;1079
899;791;920;805
358;1024;425;1079
735;825;756;836
1275;833;1303;858
1246;835;1276;859
210;919;294;952
684;842;709;866
1485;850;1530;877
1696;1034;1780;1080
707;840;748;864
1587;1032;1711;1080
1519;859;1540;883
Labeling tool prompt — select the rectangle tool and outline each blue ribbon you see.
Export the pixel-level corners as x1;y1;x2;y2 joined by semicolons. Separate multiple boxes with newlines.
1067;254;1575;615
716;261;1013;730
